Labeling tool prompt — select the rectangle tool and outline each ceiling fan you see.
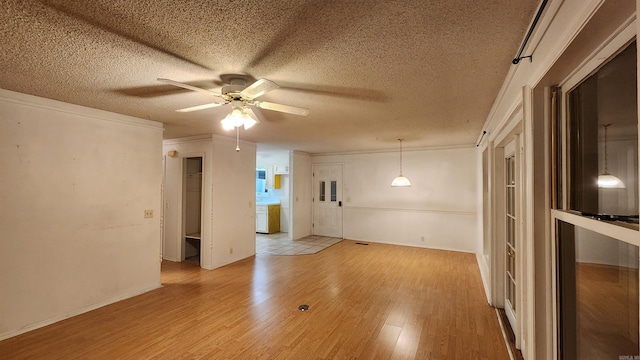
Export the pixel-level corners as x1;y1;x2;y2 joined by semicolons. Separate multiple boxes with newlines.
157;76;309;130
157;75;309;151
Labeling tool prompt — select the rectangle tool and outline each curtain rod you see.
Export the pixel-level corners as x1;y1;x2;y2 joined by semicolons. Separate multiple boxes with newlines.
512;0;549;65
476;130;487;147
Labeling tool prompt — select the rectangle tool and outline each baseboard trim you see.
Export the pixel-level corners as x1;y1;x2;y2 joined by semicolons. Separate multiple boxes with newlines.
496;308;516;360
476;253;492;304
344;237;475;254
0;284;161;341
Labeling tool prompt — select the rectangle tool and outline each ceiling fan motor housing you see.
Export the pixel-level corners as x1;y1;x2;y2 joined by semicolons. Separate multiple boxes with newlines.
222;84;247;100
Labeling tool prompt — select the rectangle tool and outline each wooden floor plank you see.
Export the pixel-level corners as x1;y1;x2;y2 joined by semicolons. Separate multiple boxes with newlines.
0;240;509;360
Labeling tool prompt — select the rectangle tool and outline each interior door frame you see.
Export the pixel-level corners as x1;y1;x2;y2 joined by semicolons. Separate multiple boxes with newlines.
311;163;344;238
491;106;525;350
503;139;519;339
179;152;205;265
161;155;166;262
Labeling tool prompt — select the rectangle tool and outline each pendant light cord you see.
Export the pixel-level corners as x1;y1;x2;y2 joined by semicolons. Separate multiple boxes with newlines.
399;139;404;175
603;124;610;172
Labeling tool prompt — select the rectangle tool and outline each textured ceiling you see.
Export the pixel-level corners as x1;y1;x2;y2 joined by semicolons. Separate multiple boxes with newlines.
1;0;539;153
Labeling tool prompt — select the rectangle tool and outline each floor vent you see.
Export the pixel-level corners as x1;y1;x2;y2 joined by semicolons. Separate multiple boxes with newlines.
355;242;369;246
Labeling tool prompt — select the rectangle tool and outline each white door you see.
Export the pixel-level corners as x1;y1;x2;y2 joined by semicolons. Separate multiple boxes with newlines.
504;140;519;342
312;164;343;238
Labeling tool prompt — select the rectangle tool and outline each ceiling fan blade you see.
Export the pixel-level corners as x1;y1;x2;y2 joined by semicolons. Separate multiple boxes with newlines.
176;102;227;113
240;79;279;100
254;101;309;116
157;78;224;99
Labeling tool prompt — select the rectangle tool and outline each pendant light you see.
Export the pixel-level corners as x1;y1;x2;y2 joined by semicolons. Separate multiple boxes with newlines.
391;139;411;187
597;124;625;188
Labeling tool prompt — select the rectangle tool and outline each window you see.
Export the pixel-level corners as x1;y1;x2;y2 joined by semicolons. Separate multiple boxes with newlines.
555;37;639;360
567;42;638;221
330;181;337;202
319;181;325;202
557;220;639;359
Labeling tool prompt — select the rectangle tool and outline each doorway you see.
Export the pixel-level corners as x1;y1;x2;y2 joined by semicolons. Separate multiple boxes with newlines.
491;123;525;354
312;164;343;238
504;140;518;337
183;157;203;265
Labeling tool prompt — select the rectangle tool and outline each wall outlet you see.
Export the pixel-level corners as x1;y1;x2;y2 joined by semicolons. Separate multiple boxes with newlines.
144;209;153;218
229;247;233;254
420;236;425;242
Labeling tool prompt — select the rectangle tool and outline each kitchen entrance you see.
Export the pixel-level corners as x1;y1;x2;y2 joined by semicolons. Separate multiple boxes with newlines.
256;151;292;245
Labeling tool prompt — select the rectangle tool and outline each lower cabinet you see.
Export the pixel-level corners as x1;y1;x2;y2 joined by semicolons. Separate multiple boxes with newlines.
256;204;280;234
256;206;268;233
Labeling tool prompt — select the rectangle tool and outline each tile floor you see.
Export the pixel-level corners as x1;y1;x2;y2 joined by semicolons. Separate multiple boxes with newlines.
255;232;342;255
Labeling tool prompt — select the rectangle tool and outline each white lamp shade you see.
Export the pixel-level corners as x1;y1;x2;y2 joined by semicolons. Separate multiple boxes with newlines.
220;117;236;130
391;175;411;187
597;173;625;188
242;108;258;129
221;107;259;130
243;117;257;129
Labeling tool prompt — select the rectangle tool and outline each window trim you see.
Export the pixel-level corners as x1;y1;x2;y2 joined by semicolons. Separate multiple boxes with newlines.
556;21;638;232
551;19;639;359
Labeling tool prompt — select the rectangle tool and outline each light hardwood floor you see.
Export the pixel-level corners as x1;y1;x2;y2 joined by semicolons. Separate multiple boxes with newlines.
575;263;639;359
0;240;509;359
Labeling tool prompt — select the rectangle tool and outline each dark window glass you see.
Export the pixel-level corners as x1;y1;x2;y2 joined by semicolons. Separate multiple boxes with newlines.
319;181;325;202
567;42;638;219
330;181;337;202
557;220;639;360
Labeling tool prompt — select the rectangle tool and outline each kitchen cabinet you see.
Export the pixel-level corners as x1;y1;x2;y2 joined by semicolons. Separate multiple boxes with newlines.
256;204;280;234
274;165;289;174
265;166;274;189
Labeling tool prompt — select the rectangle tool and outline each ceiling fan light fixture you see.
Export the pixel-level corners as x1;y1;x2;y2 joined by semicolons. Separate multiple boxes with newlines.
220;113;236;130
221;106;260;130
159;77;308;149
220;116;236;130
242;108;258;130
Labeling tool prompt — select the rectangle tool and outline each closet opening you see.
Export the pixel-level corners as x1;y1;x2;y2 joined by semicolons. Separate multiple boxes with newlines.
183;157;203;265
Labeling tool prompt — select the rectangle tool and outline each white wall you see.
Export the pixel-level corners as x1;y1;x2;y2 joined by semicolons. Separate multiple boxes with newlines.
210;136;257;268
0;89;163;340
291;151;312;240
312;146;478;252
163;135;256;270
